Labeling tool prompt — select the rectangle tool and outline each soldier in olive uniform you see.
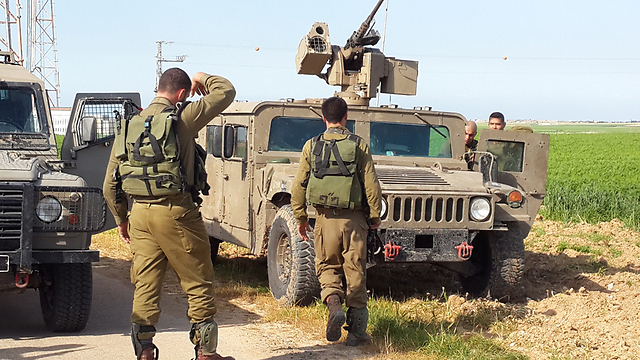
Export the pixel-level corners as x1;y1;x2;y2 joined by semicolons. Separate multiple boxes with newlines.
464;120;478;170
291;97;382;346
103;68;236;360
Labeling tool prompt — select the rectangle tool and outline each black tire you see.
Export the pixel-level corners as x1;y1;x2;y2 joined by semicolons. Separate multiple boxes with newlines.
460;223;525;302
209;237;221;266
39;263;93;332
267;205;321;306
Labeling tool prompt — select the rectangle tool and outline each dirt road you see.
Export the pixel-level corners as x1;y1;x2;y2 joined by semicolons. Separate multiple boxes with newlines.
0;264;368;360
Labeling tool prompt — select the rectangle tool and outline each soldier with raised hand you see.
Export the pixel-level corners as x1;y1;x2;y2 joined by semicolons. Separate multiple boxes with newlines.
291;96;382;346
103;68;236;360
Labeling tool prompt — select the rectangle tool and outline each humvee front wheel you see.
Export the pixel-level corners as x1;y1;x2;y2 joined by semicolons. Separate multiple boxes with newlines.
460;223;525;302
267;205;320;306
39;263;93;332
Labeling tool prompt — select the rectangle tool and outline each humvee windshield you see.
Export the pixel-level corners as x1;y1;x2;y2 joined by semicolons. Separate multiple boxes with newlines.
487;140;525;172
268;117;355;152
0;86;45;133
370;122;450;158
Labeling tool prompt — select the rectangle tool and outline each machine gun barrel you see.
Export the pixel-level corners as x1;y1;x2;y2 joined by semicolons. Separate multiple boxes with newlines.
345;0;385;49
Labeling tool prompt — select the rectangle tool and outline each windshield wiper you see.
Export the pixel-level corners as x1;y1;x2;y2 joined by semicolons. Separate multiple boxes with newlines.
413;113;448;139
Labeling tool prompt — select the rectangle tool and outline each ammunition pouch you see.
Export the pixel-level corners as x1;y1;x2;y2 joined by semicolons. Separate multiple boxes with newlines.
131;323;158;359
190;320;219;356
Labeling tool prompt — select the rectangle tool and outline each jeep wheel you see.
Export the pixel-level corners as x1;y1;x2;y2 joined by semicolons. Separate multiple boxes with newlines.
267;205;320;306
460;223;525;302
39;263;93;332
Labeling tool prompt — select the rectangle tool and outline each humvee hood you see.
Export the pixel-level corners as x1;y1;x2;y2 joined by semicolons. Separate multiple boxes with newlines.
375;165;487;193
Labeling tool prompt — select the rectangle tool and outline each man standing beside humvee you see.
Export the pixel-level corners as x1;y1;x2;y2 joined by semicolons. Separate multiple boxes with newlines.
291;97;382;345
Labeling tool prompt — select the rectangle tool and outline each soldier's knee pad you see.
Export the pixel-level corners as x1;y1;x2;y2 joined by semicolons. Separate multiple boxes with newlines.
189;320;218;355
131;323;156;357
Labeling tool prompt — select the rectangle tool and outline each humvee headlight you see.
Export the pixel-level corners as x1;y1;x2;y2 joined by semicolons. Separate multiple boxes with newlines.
470;197;491;222
36;196;62;223
380;197;388;219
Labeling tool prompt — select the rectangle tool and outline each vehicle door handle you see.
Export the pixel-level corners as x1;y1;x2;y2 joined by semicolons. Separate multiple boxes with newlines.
223;175;229;180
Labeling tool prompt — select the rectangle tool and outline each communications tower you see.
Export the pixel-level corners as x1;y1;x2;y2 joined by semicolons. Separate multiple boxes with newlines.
0;0;60;107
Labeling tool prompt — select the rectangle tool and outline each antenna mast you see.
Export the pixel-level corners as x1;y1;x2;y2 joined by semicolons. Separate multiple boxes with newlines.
155;40;187;92
0;0;24;63
27;0;60;107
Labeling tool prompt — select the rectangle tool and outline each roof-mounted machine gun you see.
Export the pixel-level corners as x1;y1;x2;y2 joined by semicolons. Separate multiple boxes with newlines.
295;0;418;106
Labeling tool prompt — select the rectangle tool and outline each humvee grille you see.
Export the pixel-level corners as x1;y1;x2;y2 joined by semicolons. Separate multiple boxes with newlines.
385;195;467;226
0;187;23;250
377;168;449;186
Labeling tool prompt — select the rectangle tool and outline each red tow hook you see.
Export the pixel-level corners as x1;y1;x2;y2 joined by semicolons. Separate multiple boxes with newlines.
455;242;474;261
384;241;401;261
15;272;29;289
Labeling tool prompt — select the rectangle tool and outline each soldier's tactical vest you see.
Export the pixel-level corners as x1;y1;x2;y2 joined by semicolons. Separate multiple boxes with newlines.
113;105;185;197
307;133;363;209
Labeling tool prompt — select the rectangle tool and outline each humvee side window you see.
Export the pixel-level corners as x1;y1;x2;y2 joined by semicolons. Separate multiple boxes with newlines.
0;87;45;133
486;140;525;172
370;122;450;158
234;126;247;160
268;116;355;152
206;125;223;157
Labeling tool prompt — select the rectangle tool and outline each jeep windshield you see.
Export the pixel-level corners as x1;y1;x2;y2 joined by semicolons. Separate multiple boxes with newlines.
0;85;50;150
268;116;355;152
370;122;451;158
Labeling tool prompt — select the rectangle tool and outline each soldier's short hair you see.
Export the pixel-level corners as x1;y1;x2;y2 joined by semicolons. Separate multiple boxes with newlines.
158;68;191;94
322;97;348;124
489;111;505;123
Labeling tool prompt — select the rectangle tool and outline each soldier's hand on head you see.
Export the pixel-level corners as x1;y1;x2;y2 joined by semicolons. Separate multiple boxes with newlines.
298;222;312;241
190;72;208;97
118;221;130;243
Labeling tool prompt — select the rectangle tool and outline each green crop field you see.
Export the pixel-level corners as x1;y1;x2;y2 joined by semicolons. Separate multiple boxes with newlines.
540;132;640;228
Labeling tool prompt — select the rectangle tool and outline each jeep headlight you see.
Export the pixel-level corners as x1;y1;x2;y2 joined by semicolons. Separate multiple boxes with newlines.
36;196;62;223
380;197;388;219
469;197;491;222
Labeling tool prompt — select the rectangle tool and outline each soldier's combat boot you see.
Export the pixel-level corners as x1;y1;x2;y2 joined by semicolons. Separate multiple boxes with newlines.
325;294;346;342
190;320;235;360
345;307;372;346
131;323;159;360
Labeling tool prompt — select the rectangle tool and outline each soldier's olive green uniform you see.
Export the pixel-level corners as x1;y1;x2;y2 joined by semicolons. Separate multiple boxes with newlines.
103;75;235;327
291;126;381;309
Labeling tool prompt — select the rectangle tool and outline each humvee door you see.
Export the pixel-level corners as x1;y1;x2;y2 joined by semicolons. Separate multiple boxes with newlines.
476;129;550;196
59;93;141;231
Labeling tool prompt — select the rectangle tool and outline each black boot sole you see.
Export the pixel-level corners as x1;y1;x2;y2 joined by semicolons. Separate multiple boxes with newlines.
326;310;346;342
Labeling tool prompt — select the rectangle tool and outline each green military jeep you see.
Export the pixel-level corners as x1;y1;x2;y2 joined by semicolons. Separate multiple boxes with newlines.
0;51;109;331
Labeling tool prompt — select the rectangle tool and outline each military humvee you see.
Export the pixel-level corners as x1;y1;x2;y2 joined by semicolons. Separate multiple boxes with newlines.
66;1;549;306
0;51;109;331
199;2;549;305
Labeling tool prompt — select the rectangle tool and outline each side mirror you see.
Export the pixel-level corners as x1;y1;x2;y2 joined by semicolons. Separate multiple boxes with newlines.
223;125;235;158
79;116;97;143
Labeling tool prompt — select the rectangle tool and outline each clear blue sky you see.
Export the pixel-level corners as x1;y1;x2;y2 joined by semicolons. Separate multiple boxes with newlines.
53;0;640;121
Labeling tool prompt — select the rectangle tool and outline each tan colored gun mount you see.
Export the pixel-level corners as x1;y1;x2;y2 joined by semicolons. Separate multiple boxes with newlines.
295;0;419;106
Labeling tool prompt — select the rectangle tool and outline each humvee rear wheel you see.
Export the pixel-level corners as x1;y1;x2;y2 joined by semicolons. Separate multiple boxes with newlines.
39;263;93;332
267;205;320;306
460;223;525;302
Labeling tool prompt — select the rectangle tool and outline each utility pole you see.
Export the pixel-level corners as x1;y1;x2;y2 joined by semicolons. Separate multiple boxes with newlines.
0;0;24;63
155;40;186;92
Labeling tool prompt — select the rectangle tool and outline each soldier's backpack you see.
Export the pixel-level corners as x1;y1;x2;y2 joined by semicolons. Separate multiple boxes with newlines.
113;103;186;197
306;133;363;209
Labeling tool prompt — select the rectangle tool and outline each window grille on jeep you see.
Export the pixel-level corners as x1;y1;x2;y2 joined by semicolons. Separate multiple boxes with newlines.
384;195;467;225
0;187;23;251
73;99;128;146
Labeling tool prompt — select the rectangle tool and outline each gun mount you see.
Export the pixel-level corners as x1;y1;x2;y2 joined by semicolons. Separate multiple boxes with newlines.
295;0;418;106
